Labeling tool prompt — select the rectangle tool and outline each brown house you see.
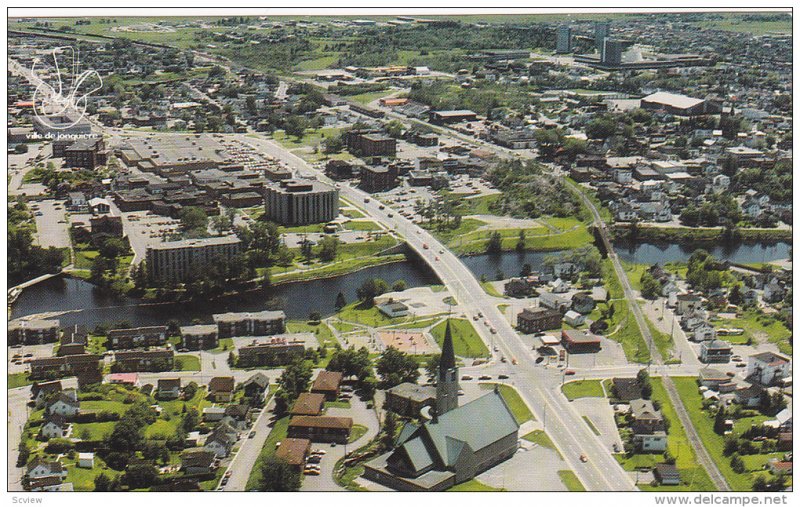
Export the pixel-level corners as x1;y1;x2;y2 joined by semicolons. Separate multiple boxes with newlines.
290;392;326;416
311;371;344;401
288;416;353;443
275;438;312;468
516;307;562;334
208;376;235;403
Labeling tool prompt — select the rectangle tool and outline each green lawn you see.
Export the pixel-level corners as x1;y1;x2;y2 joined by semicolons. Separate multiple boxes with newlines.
480;281;504;297
80;400;129;414
174;355;201;371
345;220;382;231
347;91;391;105
72;421;116;441
387;316;444;330
246;416;290;490
601;260;650;364
329;320;358;333
582;416;601;436
8;373;33;389
286;320;336;347
558;470;586;491
429;319;489;358
337;302;406;328
273;127;343;150
561;380;605;400
480;383;534;424
448;479;505;491
712;309;791;354
522;430;561;458
349;424;368;443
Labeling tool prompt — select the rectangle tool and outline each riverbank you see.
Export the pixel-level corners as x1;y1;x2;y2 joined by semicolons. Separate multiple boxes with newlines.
613;224;792;244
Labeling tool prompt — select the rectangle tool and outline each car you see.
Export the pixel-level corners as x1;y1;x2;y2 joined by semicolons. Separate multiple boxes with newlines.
511;358;518;365
422;243;429;249
500;356;507;363
224;471;232;478
364;198;370;203
221;478;228;486
726;371;736;377
479;375;492;380
736;363;746;368
23;354;33;358
472;315;479;321
535;357;544;364
490;328;497;334
378;205;385;210
565;370;576;375
435;256;440;261
580;454;588;463
303;469;320;476
311;449;326;455
498;374;509;379
248;431;256;439
461;375;473;381
477;312;483;318
330;442;337;447
387;213;393;218
438;249;444;254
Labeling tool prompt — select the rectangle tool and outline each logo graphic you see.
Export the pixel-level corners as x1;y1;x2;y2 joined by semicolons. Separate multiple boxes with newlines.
30;46;102;130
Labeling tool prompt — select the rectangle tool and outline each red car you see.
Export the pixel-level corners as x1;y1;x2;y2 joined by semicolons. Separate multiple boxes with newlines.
565;370;576;375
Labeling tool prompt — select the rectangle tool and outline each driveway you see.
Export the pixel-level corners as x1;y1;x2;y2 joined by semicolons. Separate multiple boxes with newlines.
300;397;379;491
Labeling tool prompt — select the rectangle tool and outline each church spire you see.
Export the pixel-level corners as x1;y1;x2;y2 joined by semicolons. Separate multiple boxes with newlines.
436;319;459;415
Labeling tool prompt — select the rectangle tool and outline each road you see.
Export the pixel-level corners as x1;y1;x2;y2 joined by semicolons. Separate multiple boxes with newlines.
222;395;276;491
252;139;635;490
565;179;730;491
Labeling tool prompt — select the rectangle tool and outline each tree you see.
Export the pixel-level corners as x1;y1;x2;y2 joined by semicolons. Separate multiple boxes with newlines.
183;381;198;401
327;346;371;381
381;411;398;451
424;353;441;383
284;115;308;138
752;475;768;492
385;119;404;138
182;408;199;433
515;230;526;252
714;407;727;435
211;213;233;235
637;369;652;399
486;231;502;254
392;279;407;292
730;453;745;474
309;311;321;323
356;278;389;307
639;272;661;300
335;292;347;311
728;282;744;305
375;347;419;388
278;357;313;399
299;237;314;260
317;236;339;262
94;473;112;491
98;237;126;258
585;116;617;139
16;441;29;468
123;463;159;489
179;207;208;235
520;263;532;277
259;456;301;491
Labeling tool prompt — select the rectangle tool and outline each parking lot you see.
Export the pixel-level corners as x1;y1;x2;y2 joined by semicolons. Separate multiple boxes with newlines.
112;203;181;263
31;199;71;249
9;342;57;374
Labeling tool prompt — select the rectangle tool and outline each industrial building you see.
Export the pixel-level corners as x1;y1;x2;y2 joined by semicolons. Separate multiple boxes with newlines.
264;179;339;225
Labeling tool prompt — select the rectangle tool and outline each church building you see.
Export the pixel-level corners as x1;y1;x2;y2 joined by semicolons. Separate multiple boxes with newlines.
363;321;520;491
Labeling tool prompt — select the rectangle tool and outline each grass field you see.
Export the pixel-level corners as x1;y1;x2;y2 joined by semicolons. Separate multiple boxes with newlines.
8;373;33;389
337;302;406;328
561;380;605;400
429;319;489;358
480;383;534;424
558;470;586;491
711;309;791;355
448;479;505;491
522;430;561;458
246;416;289;490
174;355;201;371
349;424;368;443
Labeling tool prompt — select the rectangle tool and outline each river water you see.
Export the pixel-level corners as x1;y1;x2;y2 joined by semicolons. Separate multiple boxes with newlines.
10;241;790;329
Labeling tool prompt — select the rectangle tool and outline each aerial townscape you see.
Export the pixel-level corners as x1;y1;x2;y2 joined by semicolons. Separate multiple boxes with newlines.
5;8;794;496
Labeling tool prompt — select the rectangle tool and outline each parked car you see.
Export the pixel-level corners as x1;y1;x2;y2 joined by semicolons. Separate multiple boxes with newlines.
461;375;473;381
580;454;588;463
479;375;492;380
498;374;509;380
565;370;576;375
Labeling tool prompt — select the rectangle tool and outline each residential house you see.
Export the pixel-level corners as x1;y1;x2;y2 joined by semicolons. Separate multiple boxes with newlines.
242;373;270;400
747;352;791;386
180;449;217;475
202;406;226;422
157;378;182;400
31;381;62;408
41;414;71;439
700;340;732;364
222;404;251;431
564;310;586;327
26;458;67;480
204;426;237;458
539;292;571;313
311;371;344;401
675;294;702;315
698;368;733;391
275;438;312;470
630;398;667;452
571;293;596;314
46;391;79;418
208;377;235;403
290;392;326;417
734;385;763;408
654;463;681;486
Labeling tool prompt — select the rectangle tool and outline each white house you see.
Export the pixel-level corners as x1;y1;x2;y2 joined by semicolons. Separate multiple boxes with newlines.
26;458;66;480
539;292;571;313
46;390;80;417
549;278;570;294
41;414;71;439
747;352;791;386
203;406;226;422
564;310;586;327
635;431;668;452
377;301;410;318
675;294;702;315
692;322;717;342
78;453;94;469
553;262;580;278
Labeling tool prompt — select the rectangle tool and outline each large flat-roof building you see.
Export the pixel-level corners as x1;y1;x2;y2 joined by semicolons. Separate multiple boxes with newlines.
264;179;338;225
429;110;478;125
146;235;241;283
640;92;714;116
359;165;398;193
9;319;60;345
345;130;397;157
117;136;231;176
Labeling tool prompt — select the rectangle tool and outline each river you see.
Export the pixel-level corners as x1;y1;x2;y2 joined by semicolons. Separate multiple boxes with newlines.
10;240;791;329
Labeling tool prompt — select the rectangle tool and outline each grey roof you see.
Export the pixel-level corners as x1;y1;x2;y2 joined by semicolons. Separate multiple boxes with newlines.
212;310;285;323
387;382;436;403
395;391;518;471
148;235;241;251
630;399;662;421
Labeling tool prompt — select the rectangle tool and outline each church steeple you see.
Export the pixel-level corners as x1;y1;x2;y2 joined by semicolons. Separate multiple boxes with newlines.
436;320;459;415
